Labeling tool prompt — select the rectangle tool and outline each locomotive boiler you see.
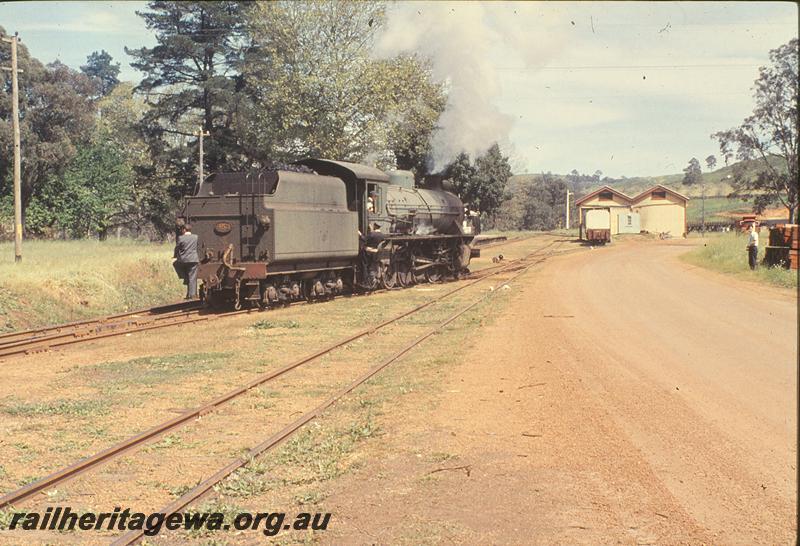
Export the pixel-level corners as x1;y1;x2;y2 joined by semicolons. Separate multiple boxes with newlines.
180;159;476;308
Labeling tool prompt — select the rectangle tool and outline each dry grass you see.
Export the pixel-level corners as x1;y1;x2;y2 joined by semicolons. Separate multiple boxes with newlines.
0;235;561;544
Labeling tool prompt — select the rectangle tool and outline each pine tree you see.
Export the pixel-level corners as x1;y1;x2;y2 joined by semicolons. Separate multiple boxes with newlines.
81;50;120;97
126;1;251;195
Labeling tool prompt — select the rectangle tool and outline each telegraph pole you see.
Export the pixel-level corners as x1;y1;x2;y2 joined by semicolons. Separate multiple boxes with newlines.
193;128;210;190
701;181;706;238
2;33;23;262
565;189;573;230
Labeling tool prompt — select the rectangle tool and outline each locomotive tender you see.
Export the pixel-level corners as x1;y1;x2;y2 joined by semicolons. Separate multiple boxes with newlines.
180;159;477;308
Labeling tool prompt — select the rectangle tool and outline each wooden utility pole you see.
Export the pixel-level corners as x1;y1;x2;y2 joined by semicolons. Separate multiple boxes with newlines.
2;33;22;262
193;129;210;191
701;181;706;238
565;189;573;230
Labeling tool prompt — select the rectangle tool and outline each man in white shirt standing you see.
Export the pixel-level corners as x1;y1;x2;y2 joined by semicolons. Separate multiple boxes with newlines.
746;223;759;270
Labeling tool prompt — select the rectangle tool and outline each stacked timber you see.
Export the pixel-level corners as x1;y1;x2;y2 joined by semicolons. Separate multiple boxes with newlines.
765;224;799;269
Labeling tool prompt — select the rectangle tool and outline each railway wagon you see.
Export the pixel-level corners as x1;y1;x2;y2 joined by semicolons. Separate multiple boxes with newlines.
180;159;475;308
581;207;612;244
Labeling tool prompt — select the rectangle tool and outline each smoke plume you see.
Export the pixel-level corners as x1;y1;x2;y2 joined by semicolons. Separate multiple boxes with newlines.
376;1;565;171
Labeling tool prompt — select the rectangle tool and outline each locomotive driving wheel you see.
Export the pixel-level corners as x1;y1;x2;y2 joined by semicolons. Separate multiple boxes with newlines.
397;265;414;287
396;251;415;288
425;266;444;283
381;262;398;289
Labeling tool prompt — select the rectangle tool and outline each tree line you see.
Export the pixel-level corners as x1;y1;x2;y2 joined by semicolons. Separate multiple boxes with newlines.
1;3;793;239
683;38;797;223
0;1;513;240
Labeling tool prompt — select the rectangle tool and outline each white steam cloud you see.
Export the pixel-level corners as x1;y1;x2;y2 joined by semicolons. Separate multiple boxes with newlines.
376;1;566;171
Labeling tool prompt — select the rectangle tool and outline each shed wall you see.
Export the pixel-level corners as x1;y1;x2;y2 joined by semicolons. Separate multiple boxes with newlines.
633;193;686;236
578;193;631;235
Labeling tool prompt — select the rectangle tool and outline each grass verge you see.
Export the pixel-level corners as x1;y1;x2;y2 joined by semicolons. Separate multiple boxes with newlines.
680;232;797;289
0;239;184;333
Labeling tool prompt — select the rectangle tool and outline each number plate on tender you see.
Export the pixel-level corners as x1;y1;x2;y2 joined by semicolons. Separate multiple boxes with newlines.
214;221;232;235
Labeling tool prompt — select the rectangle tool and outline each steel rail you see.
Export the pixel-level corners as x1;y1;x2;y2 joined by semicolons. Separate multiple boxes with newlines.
0;307;204;353
0;232;548;348
0;238;561;361
110;243;563;546
0;241;564;510
477;234;536;250
0;307;260;360
0;301;201;345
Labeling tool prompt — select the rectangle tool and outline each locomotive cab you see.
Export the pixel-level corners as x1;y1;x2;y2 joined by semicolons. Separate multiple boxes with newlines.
295;158;390;235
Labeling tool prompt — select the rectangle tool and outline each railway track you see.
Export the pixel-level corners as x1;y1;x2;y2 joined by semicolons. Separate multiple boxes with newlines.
0;302;261;360
0;236;552;361
112;241;569;545
0;239;571;516
476;234;535;250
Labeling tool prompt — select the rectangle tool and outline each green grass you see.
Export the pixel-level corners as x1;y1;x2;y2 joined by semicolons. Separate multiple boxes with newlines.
218;458;275;498
0;397;109;417
269;412;379;484
681;232;797;289
83;352;230;389
686;196;752;223
0;238;184;332
251;319;301;330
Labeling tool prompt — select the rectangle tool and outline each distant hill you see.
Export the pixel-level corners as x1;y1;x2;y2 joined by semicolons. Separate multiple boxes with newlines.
510;158;781;199
508;157;790;222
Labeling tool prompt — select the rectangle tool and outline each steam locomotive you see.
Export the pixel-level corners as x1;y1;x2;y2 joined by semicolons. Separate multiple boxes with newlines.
179;158;478;309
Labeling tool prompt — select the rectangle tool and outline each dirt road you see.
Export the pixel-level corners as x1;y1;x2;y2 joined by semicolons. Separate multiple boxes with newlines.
328;239;797;544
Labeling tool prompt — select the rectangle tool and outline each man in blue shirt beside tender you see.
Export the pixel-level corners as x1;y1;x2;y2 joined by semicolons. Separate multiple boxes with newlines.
173;223;200;299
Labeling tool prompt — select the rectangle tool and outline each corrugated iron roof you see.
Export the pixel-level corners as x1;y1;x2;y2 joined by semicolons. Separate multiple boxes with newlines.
576;184;690;206
574;185;633;206
632;184;690;203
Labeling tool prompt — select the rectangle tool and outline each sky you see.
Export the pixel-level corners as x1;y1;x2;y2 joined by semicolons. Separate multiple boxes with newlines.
0;1;796;177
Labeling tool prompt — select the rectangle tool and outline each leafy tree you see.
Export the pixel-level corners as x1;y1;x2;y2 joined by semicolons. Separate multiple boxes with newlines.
126;1;252;196
564;169;602;192
0;31;95;231
384;55;447;176
81;50;120;97
239;1;444;173
97;83;174;235
445;144;512;218
566;169;581;190
474;143;513;215
445;152;478;205
713;38;798;222
521;174;569;230
705;155;717;171
682;157;702;187
37;139;135;239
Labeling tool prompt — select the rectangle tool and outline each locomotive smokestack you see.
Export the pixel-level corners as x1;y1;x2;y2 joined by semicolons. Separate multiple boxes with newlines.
421;174;456;194
423;174;444;190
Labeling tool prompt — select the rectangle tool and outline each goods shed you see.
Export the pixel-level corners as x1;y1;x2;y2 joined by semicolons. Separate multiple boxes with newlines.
576;184;689;241
632;185;689;238
575;186;634;242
